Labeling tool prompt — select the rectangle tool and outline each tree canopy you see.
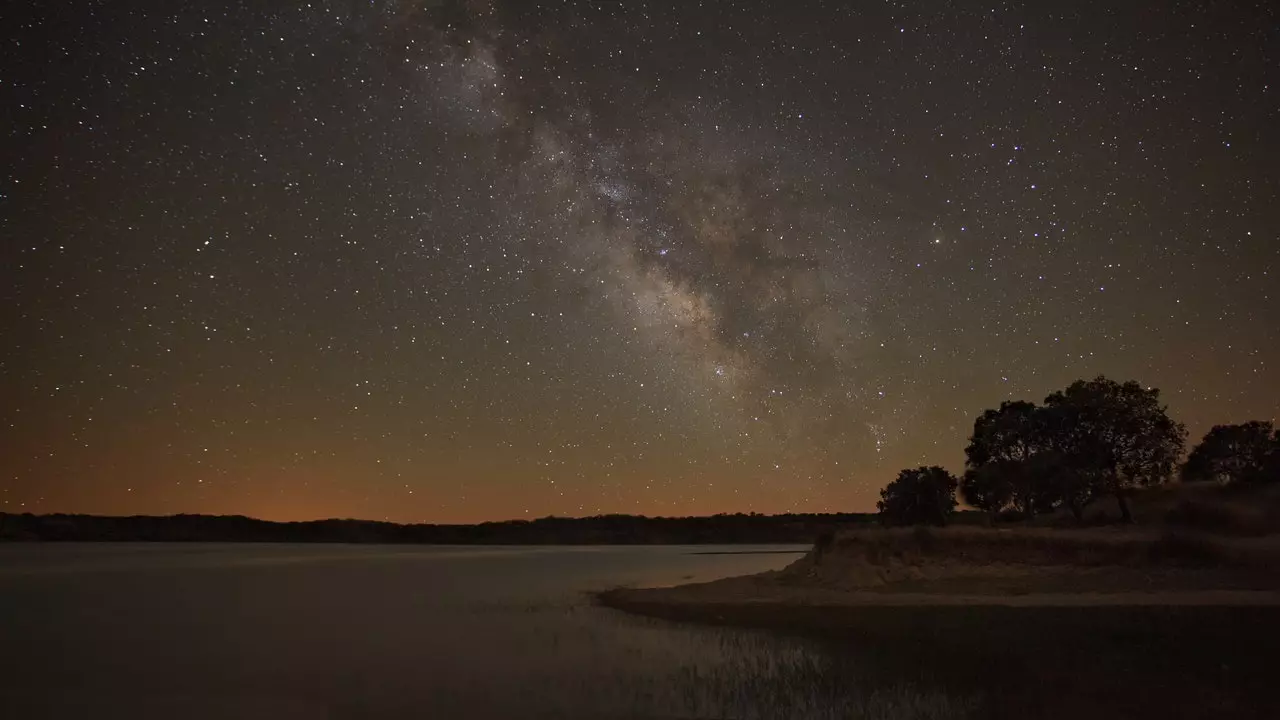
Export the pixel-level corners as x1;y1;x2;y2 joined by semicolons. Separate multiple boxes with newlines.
1182;421;1279;485
880;376;1276;527
962;400;1059;517
1044;377;1186;521
877;466;958;527
955;376;1185;523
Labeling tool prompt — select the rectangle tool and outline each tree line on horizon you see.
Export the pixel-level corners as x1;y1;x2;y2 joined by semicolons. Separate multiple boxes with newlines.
0;510;882;544
877;376;1280;527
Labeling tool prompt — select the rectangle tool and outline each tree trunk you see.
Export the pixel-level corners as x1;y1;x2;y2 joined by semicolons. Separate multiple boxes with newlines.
1116;493;1133;524
1069;501;1084;524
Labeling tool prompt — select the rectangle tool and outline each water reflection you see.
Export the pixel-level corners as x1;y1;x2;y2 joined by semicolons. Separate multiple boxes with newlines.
0;543;975;719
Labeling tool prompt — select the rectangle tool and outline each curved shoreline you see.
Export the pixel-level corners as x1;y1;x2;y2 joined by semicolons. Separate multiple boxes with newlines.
595;578;1280;649
599;583;1280;610
595;528;1280;631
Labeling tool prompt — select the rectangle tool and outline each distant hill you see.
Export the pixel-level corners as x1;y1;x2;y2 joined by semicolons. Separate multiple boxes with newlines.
0;510;939;544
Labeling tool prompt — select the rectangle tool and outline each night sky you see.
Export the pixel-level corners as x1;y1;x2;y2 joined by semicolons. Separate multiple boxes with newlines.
3;1;1277;523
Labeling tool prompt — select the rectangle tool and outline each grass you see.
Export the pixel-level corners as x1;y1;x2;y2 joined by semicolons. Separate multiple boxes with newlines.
1033;480;1280;533
813;524;1275;568
597;591;1280;719
1162;483;1280;537
506;599;982;720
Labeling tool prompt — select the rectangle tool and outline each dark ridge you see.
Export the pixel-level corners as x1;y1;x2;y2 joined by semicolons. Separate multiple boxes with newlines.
0;511;991;544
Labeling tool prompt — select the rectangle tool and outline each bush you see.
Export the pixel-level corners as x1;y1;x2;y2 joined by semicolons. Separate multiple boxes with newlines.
877;466;959;527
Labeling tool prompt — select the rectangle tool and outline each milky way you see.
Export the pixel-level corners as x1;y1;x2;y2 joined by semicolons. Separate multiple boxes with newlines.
3;0;1277;521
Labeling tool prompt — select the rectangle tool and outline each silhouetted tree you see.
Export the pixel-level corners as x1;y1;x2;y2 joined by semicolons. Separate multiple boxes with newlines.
878;466;959;526
1044;376;1186;523
1032;403;1103;522
1043;452;1097;522
1182;421;1278;485
1267;430;1280;483
960;464;1014;521
962;401;1057;517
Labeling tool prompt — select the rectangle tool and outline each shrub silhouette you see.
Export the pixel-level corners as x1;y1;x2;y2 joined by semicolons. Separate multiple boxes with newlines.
877;466;958;527
1182;421;1278;485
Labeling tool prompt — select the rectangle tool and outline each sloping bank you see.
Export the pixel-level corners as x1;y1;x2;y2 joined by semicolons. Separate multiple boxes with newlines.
596;526;1280;635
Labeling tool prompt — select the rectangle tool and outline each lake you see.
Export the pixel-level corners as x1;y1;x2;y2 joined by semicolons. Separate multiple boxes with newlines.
0;543;959;719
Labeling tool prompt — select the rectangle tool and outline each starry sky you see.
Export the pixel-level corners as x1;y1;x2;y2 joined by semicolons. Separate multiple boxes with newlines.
3;0;1277;523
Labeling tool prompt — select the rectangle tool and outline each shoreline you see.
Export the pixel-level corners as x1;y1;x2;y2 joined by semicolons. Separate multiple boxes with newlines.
598;583;1280;611
595;526;1280;633
595;575;1280;635
685;549;808;555
594;584;1280;635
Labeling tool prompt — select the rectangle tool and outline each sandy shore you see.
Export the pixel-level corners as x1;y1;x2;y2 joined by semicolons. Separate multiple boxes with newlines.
599;573;1280;611
598;527;1280;621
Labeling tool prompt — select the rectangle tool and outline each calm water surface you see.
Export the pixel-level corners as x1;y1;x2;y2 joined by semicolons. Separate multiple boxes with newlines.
0;543;962;719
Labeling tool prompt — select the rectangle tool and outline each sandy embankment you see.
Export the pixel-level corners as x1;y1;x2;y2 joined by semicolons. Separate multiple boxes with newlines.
598;527;1280;617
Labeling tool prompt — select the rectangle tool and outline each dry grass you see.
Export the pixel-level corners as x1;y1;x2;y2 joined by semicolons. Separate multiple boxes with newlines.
1162;483;1280;537
1032;480;1280;533
809;523;1268;567
772;522;1280;595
